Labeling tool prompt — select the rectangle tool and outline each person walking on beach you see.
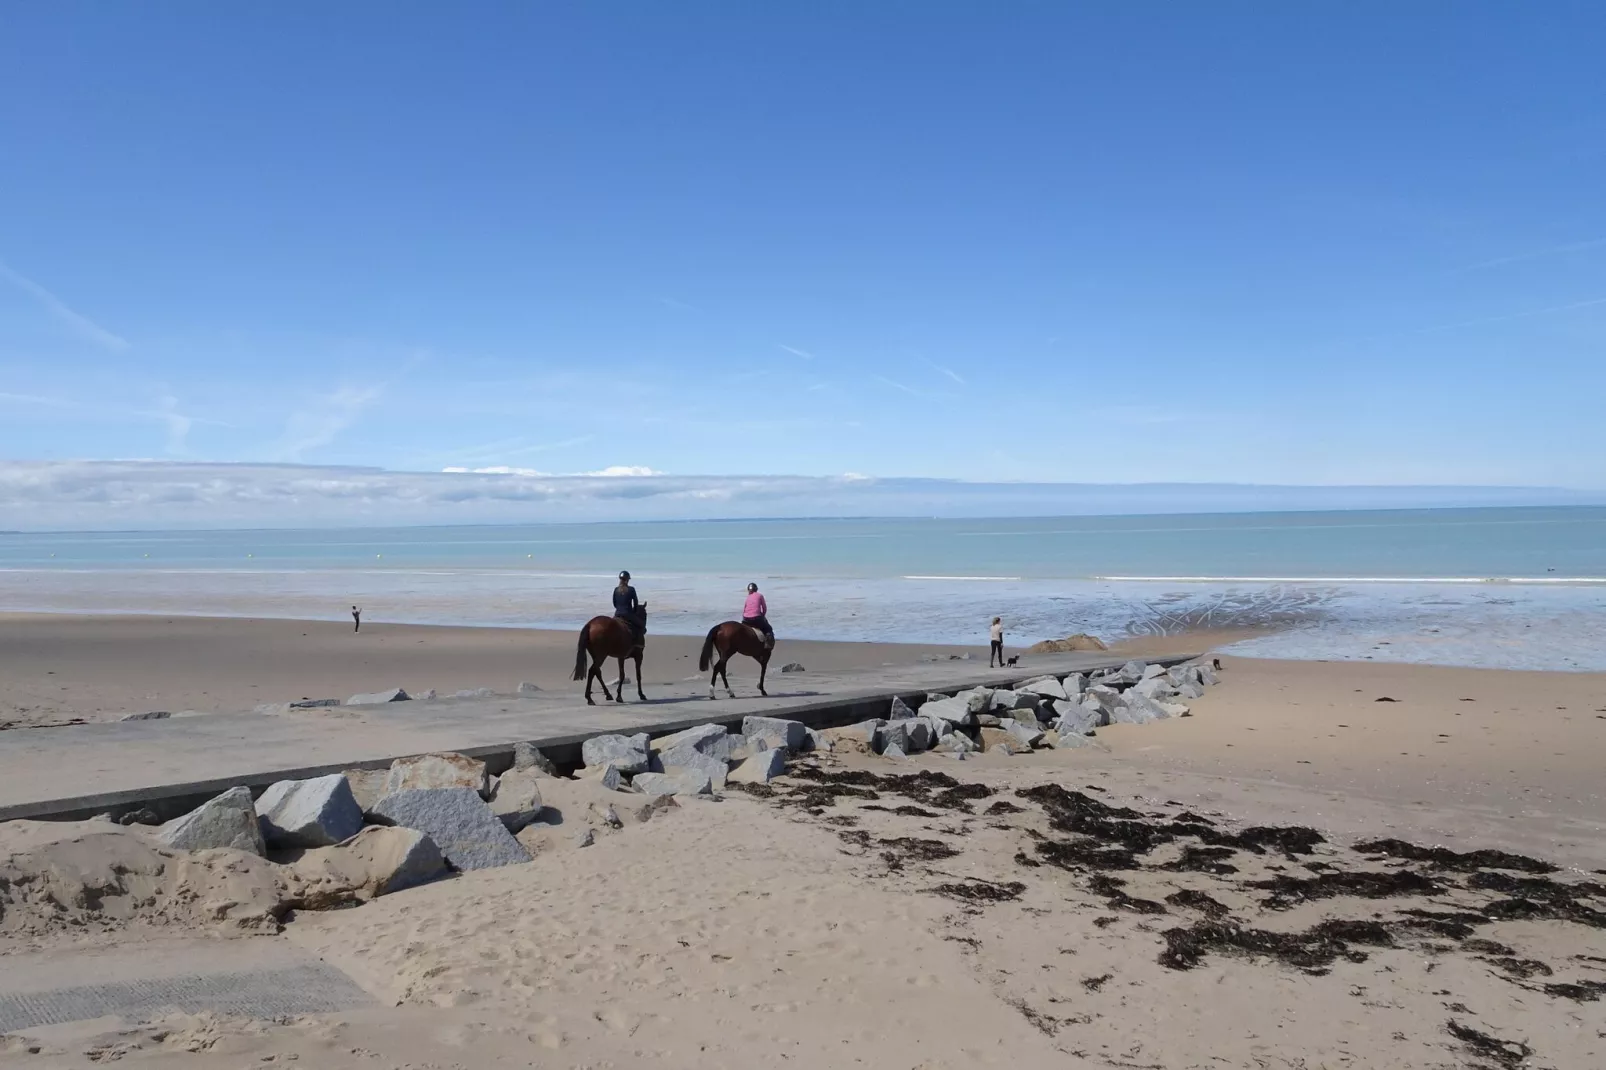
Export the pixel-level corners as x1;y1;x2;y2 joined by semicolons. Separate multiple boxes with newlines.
613;571;644;642
989;616;1004;667
352;605;362;633
742;582;773;648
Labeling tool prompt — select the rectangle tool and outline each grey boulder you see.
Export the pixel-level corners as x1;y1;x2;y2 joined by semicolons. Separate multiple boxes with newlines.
654;723;731;762
1003;719;1045;749
727;748;787;785
157;786;265;855
487;768;545;832
346;687;410;706
370;787;531;871
1114;660;1148;684
256;774;364;848
581;733;650;775
904;718;934;752
888;695;918;720
1019;676;1069;701
633;769;714;797
921;696;973;724
1062;672;1087;697
875;721;910;756
512;741;560;777
742;716;807;753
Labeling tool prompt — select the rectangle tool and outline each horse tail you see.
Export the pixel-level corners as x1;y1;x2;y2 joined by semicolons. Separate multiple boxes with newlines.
698;624;721;672
572;624;590;681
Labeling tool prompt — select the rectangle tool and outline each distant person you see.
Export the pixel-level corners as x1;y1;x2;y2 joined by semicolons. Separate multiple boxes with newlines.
989;616;1004;667
352;605;362;633
613;571;643;641
742;582;773;647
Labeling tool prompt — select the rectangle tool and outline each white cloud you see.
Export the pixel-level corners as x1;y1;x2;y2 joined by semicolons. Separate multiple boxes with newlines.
0;460;1595;531
0;260;131;351
584;465;661;477
778;344;814;360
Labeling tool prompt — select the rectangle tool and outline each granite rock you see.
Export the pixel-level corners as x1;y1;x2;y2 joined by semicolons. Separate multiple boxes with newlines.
384;752;490;797
370;787;531;871
581;733;651;775
156;786;265;855
256;774;364;849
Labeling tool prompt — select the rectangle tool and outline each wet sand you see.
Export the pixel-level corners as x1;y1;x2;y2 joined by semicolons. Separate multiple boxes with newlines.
0;613;994;727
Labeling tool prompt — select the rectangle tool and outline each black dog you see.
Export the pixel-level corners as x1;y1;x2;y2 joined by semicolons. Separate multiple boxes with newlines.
1006;655;1019;667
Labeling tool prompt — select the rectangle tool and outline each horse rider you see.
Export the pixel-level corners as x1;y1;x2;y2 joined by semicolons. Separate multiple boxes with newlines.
613;571;644;643
742;582;773;648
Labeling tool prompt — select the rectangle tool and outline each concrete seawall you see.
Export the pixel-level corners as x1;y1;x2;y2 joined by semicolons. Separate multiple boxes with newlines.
0;650;1196;822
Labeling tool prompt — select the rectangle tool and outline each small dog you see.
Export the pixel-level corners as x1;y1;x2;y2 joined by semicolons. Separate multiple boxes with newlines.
1006;655;1019;667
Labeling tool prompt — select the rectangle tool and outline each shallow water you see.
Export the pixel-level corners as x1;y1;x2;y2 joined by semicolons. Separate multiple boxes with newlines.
3;507;1604;671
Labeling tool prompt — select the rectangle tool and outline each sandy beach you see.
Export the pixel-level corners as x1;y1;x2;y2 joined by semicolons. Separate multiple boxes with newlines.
2;618;1603;1068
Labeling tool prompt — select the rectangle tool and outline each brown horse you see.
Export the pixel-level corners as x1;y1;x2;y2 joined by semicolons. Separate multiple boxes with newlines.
571;606;647;705
698;621;772;698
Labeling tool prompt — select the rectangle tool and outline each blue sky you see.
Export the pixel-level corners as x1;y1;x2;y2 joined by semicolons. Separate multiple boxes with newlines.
3;2;1605;518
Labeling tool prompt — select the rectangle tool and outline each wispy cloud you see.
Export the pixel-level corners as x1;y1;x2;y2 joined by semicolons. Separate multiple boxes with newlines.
1455;237;1606;273
274;385;382;460
0;259;131;351
150;395;192;455
933;364;966;386
1410;294;1606;335
874;375;922;397
778;344;814;360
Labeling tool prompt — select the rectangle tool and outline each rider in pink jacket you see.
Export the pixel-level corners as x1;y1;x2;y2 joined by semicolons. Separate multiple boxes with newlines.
742;583;773;646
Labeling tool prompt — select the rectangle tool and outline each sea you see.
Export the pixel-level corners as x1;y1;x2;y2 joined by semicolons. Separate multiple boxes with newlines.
3;506;1605;671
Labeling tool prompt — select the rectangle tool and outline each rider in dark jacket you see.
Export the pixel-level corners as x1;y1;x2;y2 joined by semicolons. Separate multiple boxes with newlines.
613;571;643;640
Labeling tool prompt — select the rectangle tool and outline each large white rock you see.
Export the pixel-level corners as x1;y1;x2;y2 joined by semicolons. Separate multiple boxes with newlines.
1114;660;1148;684
742;716;807;753
487;768;545;832
1062;672;1088;697
157;786;265;855
256;774;364;848
370;787;531;871
933;732;976;755
633;769;713;796
1019;676;1069;701
581;733;650;774
1141;663;1167;680
957;688;994;715
727;748;787;785
384;753;490;797
1112;691;1171;725
346;687;410;706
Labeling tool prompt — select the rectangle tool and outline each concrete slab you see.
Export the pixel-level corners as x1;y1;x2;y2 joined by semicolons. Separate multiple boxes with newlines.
0;939;373;1032
0;651;1195;822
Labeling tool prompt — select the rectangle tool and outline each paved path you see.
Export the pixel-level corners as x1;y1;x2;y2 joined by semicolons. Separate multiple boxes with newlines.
0;939;373;1033
0;651;1192;821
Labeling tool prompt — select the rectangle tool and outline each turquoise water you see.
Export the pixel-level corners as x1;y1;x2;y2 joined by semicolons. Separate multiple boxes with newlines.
3;507;1605;670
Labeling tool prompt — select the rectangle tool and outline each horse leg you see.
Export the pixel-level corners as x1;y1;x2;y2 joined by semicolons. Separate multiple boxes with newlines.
582;651;595;705
614;656;626;703
757;652;769;697
720;656;735;699
592;660;613;703
633;650;646;701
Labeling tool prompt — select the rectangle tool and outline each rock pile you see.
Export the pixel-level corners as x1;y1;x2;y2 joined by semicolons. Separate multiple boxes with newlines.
823;657;1221;760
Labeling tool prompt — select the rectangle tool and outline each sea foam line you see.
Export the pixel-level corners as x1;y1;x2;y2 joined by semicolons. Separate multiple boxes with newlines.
903;575;1023;582
1095;575;1606;585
